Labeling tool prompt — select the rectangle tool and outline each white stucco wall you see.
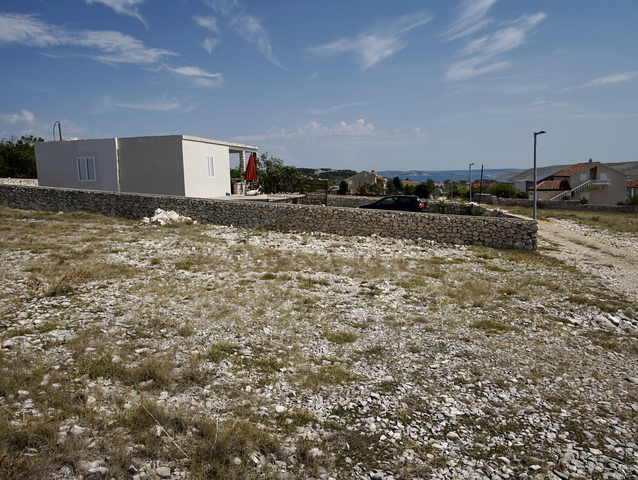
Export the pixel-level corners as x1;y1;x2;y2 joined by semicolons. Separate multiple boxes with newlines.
35;138;119;191
117;136;185;196
181;137;231;198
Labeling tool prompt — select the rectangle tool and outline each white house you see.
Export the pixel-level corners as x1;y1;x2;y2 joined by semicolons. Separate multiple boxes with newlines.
344;170;387;194
34;135;259;198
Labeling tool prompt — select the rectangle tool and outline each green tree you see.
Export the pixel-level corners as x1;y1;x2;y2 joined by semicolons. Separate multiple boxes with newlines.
338;179;349;195
392;176;403;193
403;183;416;195
0;135;43;178
356;182;370;196
414;178;435;199
489;182;525;199
256;153;304;194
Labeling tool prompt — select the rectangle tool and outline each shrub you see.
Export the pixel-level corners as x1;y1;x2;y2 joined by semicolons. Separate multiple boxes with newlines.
579;197;589;204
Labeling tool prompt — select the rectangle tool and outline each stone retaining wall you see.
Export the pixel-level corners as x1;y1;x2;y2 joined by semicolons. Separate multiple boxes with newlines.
494;197;638;213
0;185;537;250
327;195;497;216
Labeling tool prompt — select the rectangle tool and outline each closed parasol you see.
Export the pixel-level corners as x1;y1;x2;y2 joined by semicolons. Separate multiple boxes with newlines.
244;152;257;181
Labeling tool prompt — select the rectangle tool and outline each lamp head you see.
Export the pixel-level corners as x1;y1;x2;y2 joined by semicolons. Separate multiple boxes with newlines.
534;130;546;135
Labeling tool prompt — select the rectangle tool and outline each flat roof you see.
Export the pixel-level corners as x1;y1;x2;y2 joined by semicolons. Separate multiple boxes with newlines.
42;134;259;152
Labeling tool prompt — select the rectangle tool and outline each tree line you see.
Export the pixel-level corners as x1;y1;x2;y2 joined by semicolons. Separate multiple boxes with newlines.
0;135;43;178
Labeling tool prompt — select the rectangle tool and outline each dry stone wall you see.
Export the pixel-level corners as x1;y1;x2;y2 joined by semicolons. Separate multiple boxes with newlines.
0;185;537;249
494;197;638;213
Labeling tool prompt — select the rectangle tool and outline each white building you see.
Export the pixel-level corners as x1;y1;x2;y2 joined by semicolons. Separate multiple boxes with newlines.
35;135;259;198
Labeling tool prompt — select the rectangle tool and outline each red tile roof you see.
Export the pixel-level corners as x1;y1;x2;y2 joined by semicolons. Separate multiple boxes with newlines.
535;180;571;191
553;162;599;177
628;180;638;188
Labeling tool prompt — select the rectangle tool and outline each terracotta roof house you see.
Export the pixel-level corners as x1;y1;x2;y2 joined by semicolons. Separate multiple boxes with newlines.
35;135;258;198
628;180;638;198
344;170;387;194
530;160;627;205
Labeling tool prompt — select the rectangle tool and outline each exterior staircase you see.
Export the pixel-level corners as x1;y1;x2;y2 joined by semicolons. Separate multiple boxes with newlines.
549;179;611;201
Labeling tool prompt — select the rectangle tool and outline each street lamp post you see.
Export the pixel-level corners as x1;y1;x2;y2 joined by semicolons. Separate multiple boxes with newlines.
533;130;546;221
468;163;475;202
450;173;454;199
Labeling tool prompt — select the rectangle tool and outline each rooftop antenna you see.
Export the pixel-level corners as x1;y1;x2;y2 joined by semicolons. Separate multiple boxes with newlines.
53;121;62;141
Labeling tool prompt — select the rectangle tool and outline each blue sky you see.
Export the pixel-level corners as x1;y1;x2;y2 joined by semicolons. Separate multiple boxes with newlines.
1;0;637;171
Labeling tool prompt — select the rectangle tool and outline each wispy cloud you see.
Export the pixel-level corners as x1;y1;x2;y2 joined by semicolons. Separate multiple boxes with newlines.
0;109;35;126
104;95;183;111
444;11;546;81
202;37;220;53
85;0;147;26
443;0;500;40
194;15;222;53
165;66;223;87
308;12;433;70
194;15;220;33
307;102;368;115
584;71;638;87
0;13;175;64
203;0;280;67
233;119;376;143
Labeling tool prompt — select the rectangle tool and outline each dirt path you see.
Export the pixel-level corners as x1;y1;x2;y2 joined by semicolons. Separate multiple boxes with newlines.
537;219;638;303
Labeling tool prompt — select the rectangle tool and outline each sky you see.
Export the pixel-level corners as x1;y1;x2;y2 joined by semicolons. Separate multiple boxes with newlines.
1;0;637;172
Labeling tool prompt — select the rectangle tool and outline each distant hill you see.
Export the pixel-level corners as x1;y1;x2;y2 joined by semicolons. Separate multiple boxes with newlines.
377;169;519;183
296;168;357;182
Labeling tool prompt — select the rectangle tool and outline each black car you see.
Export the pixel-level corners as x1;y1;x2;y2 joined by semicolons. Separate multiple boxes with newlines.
357;195;425;212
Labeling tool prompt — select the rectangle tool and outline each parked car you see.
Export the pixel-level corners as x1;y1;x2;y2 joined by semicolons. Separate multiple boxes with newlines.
357;195;425;212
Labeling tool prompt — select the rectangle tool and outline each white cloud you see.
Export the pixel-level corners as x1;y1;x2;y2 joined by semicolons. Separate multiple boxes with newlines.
308;12;433;70
204;0;280;67
0;13;176;64
166;66;223;87
0;109;36;127
584;71;638;87
233;119;376;142
85;0;146;26
194;15;220;33
443;0;500;40
307;102;368;115
444;12;546;81
105;96;183;111
202;37;220;53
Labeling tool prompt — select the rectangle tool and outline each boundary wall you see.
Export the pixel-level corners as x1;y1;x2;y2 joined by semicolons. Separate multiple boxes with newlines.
0;185;537;250
493;197;638;213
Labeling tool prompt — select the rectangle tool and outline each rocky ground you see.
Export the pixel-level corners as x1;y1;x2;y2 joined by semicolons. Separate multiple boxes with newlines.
0;200;637;480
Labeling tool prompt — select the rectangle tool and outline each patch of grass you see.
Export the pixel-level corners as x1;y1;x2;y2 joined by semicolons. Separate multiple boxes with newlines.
298;364;358;389
191;417;282;479
470;319;517;332
77;353;125;380
47;267;90;296
324;330;357;344
206;341;240;363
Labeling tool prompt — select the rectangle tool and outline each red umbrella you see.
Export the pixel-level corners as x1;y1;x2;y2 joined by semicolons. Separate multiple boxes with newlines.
244;152;257;181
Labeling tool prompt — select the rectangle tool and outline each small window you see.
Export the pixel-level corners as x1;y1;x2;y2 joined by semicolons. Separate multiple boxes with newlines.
77;156;96;181
580;173;587;181
205;155;215;178
600;173;607;180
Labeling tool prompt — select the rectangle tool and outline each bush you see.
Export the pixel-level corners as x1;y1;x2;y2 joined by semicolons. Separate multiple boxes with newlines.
489;182;525;199
626;195;638;206
579;197;589;204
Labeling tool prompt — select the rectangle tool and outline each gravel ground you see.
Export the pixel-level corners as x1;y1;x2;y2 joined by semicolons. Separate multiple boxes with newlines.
0;205;637;480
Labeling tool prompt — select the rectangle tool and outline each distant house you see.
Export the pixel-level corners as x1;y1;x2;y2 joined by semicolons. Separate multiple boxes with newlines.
530;160;626;205
344;170;387;194
628;180;638;198
35;135;258;198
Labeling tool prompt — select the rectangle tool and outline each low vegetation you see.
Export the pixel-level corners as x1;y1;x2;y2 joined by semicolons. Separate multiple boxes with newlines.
0;206;636;479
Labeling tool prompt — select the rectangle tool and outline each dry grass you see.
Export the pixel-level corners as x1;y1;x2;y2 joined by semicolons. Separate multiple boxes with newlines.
502;205;638;233
1;206;637;479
